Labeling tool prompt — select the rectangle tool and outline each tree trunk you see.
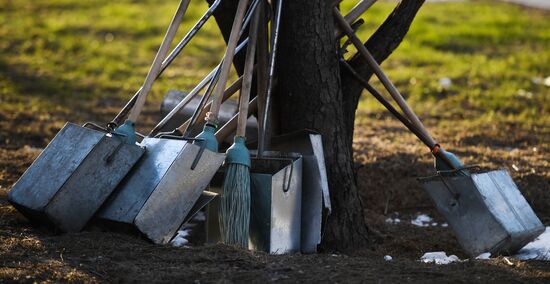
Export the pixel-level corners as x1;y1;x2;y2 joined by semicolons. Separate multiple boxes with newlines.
206;0;424;252
275;0;371;251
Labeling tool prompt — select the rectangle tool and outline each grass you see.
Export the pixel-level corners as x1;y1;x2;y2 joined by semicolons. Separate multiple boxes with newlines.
0;0;549;128
341;0;550;126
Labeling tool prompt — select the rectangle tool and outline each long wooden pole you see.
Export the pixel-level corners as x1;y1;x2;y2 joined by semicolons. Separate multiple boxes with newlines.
333;8;437;148
207;0;252;126
127;0;191;123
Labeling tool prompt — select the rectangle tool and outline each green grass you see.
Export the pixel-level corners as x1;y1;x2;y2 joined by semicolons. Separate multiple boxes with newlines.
0;0;226;115
340;0;550;125
1;0;549;126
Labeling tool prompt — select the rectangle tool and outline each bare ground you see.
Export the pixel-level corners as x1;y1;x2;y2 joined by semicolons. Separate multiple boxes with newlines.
1;102;549;283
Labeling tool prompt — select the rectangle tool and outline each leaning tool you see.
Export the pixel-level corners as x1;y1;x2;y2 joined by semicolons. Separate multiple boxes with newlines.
198;0;253;152
219;4;260;248
8;0;193;232
335;9;544;257
113;1;191;143
97;75;244;244
96;0;260;245
108;0;224;130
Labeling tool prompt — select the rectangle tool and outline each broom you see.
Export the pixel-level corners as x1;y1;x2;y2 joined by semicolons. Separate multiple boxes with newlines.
219;3;260;248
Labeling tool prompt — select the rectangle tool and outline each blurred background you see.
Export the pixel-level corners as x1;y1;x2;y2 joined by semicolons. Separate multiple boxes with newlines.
0;0;549;281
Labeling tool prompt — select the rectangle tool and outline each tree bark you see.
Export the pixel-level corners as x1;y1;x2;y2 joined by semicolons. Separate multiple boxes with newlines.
206;0;424;252
275;0;371;251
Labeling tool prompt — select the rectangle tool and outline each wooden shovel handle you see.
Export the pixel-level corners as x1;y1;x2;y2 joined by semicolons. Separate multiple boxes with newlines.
334;0;377;38
255;0;269;150
176;76;244;133
127;0;191;123
341;59;457;168
207;0;252;125
215;97;258;141
237;4;260;137
333;8;437;147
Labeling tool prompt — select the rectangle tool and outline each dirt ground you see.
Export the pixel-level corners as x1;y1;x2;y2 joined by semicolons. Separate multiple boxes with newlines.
1;102;549;283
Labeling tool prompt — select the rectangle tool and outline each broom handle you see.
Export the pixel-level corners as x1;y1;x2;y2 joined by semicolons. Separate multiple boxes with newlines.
148;39;250;136
177;75;244;134
258;0;283;158
207;0;252;125
215;97;258;141
333;8;437;148
181;0;260;136
127;0;191;123
334;0;377;38
237;3;260;137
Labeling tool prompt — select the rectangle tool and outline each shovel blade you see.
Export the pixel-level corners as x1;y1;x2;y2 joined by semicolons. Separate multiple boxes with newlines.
131;140;225;244
249;153;303;254
98;138;190;224
419;169;544;256
270;130;331;253
9;122;144;232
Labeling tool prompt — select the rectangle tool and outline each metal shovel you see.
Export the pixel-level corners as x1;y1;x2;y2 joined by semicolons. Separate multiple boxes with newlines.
7;0;194;233
335;10;544;256
211;112;305;254
269;130;331;253
97;0;262;244
245;0;304;254
97;76;243;244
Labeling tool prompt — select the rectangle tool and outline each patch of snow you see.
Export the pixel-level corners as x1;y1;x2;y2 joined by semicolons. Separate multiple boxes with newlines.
181;222;196;229
384;255;393;261
503;257;514;266
386;217;401;224
193;211;206;222
420;252;461;265
535;76;550;86
411;214;433;227
22;145;43;156
171;229;191;247
438;77;452;89
517;89;533;99
476;252;491;260
441;223;448;227
514;227;550;261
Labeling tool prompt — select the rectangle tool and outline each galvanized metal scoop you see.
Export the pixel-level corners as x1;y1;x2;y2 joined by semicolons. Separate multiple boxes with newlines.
97;0;261;244
420;168;544;256
8;123;144;232
7;0;194;232
269;130;331;253
335;7;544;256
